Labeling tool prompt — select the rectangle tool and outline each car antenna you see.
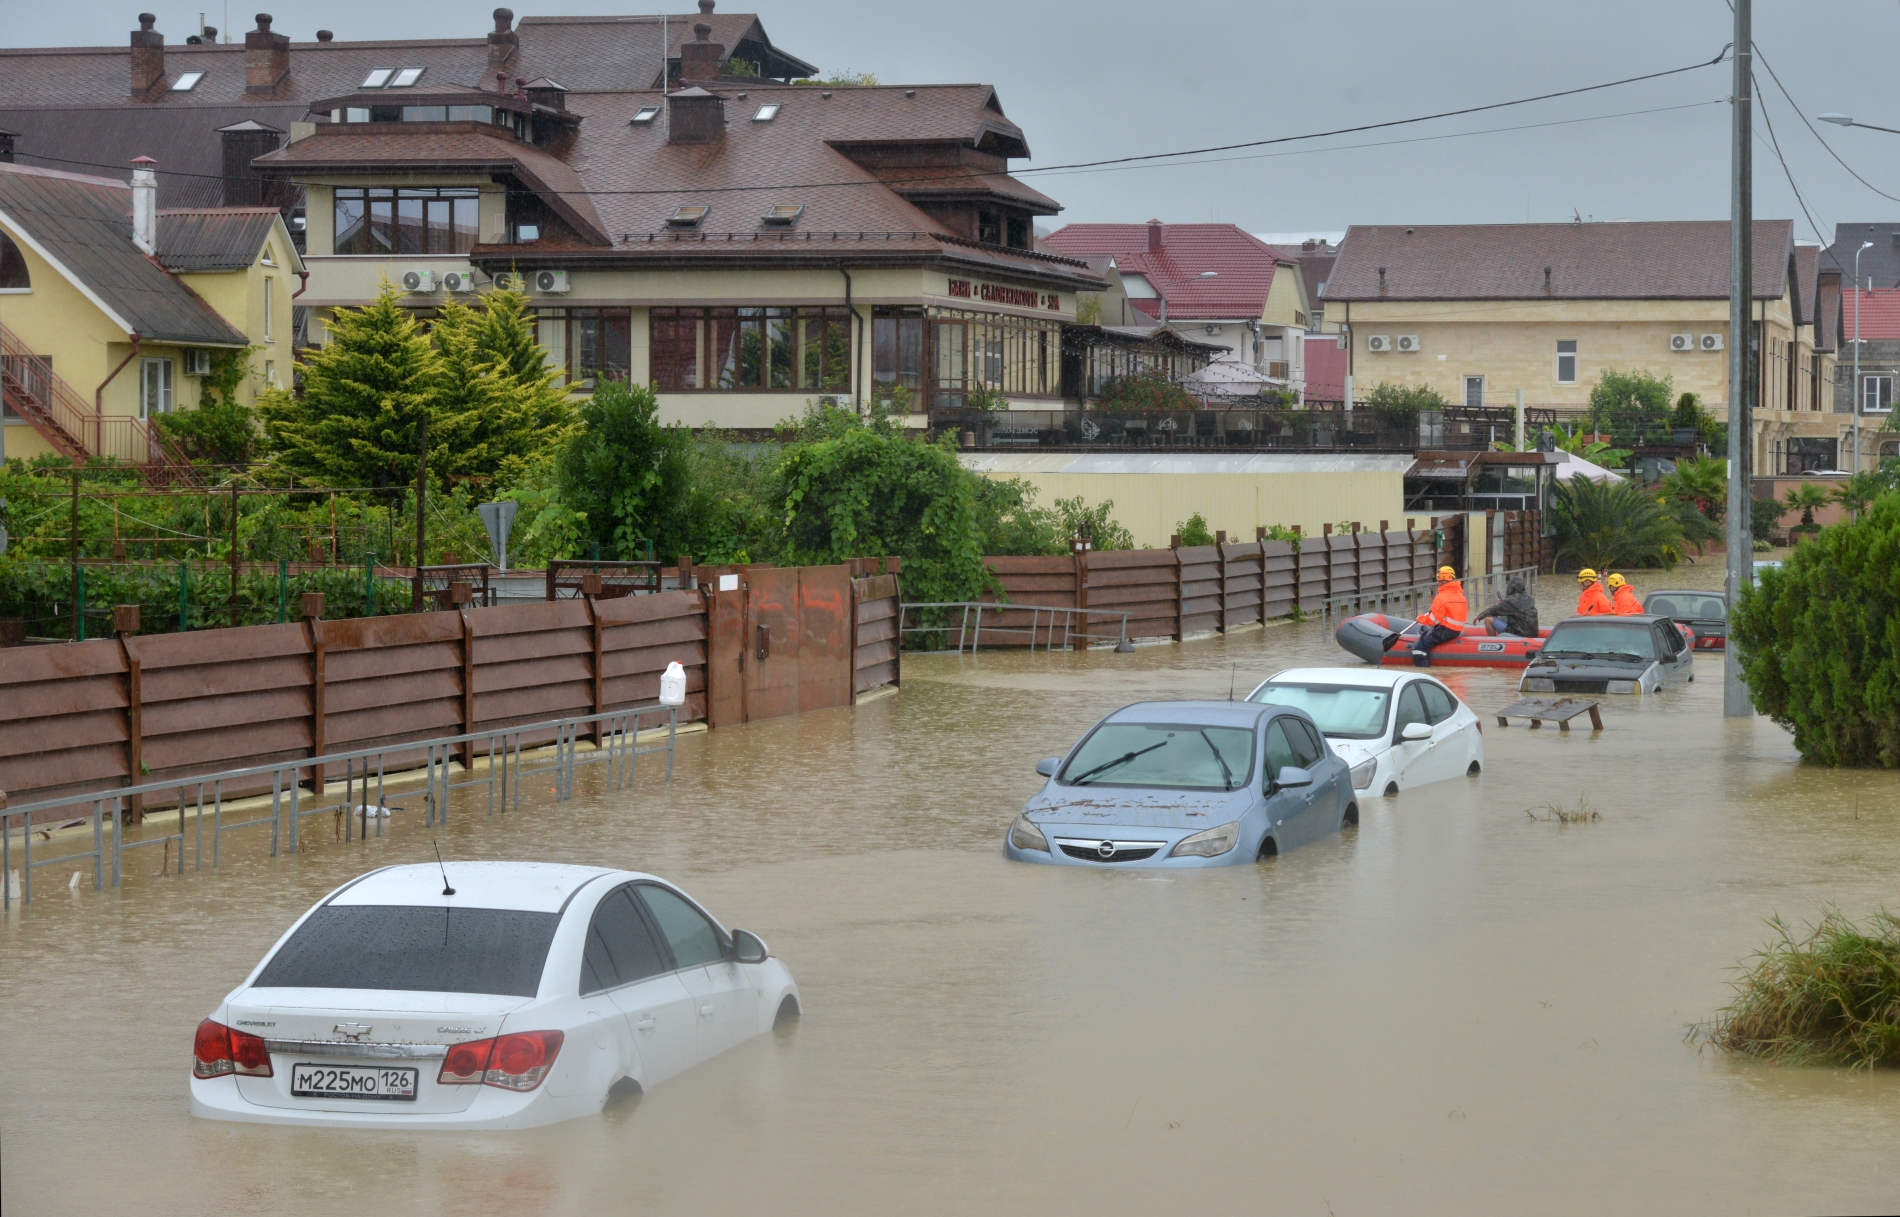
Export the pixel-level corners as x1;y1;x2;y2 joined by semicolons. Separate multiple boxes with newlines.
1229;664;1237;701
433;840;456;897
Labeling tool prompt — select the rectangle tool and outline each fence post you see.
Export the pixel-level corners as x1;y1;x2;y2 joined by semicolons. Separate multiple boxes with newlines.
121;636;143;823
277;558;287;624
76;566;86;641
177;559;189;632
363;552;374;616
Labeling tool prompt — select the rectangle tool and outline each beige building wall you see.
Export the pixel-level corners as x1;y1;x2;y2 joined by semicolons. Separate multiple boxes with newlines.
960;454;1410;550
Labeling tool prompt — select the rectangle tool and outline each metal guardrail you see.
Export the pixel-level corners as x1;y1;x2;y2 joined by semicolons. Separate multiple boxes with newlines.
0;703;680;907
1318;567;1542;629
899;601;1134;654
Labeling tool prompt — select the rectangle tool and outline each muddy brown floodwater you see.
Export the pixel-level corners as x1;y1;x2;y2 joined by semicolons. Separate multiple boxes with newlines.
7;564;1900;1215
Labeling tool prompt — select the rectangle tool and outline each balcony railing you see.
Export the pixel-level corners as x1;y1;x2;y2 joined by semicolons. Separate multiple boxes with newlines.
934;405;1549;452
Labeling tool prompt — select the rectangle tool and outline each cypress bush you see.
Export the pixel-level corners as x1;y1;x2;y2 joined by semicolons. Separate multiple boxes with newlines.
1731;494;1900;765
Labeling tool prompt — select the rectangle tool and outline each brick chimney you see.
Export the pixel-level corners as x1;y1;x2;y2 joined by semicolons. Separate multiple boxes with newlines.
218;120;285;207
1146;219;1165;253
487;8;518;75
679;22;724;83
130;13;164;95
667;86;725;144
130;157;158;255
244;13;290;94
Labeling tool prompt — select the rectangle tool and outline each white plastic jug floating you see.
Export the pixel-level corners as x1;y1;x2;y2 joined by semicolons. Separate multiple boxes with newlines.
659;660;687;707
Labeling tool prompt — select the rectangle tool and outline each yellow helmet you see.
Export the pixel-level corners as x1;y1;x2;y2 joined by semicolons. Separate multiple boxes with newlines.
1606;573;1627;589
1436;566;1457;581
1577;568;1598;582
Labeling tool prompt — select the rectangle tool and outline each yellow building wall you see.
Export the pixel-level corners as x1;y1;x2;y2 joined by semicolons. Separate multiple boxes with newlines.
175;218;301;402
1261;264;1309;328
962;463;1407;549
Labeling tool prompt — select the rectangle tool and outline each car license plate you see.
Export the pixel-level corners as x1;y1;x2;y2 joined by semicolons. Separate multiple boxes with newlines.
291;1063;418;1101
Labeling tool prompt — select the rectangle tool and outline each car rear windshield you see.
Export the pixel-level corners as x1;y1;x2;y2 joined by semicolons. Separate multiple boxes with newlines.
1645;593;1726;622
1250;684;1391;740
252;906;560;997
1059;723;1256;791
1542;622;1657;660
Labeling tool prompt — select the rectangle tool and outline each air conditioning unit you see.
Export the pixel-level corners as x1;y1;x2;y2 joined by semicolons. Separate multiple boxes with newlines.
1701;333;1724;352
1395;334;1421;353
532;269;570;294
182;349;213;376
1366;334;1392;353
490;272;525;292
1669;333;1694;352
441;271;477;293
400;269;436;293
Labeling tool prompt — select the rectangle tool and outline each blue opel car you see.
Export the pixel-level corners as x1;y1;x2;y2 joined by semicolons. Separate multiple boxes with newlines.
1004;701;1357;868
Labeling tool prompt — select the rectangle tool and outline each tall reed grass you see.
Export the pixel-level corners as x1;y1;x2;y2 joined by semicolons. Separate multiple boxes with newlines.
1701;909;1900;1069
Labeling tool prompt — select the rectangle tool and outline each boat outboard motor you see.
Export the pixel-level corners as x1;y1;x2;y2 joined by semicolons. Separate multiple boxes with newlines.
1335;613;1415;664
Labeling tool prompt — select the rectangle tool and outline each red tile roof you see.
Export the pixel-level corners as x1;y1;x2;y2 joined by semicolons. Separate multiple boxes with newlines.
1326;221;1795;301
1041;222;1289;319
1843;290;1900;341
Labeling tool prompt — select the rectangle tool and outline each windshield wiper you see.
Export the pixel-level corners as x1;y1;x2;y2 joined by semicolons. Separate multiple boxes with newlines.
1196;729;1235;790
1068;741;1168;785
1603;652;1649;663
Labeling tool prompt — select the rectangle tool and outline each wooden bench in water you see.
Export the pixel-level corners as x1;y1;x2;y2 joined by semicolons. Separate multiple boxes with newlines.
1493;697;1604;732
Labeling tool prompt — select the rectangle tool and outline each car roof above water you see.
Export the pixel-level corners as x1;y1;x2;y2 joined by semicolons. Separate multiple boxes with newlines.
328;861;618;913
1261;667;1413;690
1104;700;1277;728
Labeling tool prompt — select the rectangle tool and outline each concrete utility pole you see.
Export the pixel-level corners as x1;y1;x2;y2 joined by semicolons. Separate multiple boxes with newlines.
1724;0;1754;718
1854;240;1873;487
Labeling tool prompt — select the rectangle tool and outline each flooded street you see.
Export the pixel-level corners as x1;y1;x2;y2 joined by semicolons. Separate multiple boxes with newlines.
8;563;1900;1215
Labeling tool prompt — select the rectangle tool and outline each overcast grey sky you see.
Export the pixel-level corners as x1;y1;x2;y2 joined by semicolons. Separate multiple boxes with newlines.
17;1;1900;242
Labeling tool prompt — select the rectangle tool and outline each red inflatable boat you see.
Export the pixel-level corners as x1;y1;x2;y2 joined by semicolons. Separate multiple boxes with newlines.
1334;612;1549;667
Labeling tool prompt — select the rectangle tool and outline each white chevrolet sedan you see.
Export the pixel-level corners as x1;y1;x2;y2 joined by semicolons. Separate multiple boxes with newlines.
1248;667;1483;798
190;862;799;1130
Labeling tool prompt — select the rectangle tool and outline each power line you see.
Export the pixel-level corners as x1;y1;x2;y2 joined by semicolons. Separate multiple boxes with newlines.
1753;76;1831;247
1747;35;1900;210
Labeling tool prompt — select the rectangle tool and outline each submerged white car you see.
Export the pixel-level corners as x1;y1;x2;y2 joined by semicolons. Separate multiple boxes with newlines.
190;862;799;1130
1248;667;1483;798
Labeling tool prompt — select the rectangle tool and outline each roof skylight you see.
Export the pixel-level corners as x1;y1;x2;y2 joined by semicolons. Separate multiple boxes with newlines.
752;103;781;122
389;67;426;88
630;106;661;125
666;205;710;228
170;71;206;92
762;204;804;227
361;68;395;88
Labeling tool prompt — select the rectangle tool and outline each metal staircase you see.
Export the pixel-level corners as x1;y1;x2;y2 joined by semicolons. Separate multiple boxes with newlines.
1;319;200;484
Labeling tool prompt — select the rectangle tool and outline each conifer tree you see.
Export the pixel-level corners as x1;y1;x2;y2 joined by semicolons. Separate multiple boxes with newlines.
430;288;575;488
259;285;441;489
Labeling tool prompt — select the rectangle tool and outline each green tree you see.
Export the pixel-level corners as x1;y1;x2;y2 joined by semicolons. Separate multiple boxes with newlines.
1363;381;1449;422
1731;494;1900;765
1175;512;1216;547
152;346;261;465
1588;368;1674;446
259;285;442;489
1663;454;1726;520
1752;494;1785;543
554;380;690;561
429;294;575;487
1784;482;1830;533
1100;370;1198;411
1551;475;1687;570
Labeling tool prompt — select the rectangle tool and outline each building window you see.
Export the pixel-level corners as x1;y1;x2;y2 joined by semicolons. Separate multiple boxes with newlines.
1556;339;1577;384
535;308;631;390
0;231;28;291
1464;376;1484;408
978;211;1001;246
333;187;480;255
873;307;924;399
1864;375;1892;413
649;306;850;393
924;307;1063;408
1006;214;1030;250
264;276;273;342
140;357;173;417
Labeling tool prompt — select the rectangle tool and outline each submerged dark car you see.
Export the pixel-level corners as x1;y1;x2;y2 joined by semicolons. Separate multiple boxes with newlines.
1642;589;1727;650
1518;616;1695;696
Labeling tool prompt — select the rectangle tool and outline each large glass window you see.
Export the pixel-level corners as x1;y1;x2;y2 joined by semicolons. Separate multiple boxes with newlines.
253;906;559;998
635;885;726;969
580;886;669;995
873;307;924;396
533;308;630;390
333;187;480;255
139;357;173;417
649;306;851;392
922;308;1063;408
1058;722;1256;792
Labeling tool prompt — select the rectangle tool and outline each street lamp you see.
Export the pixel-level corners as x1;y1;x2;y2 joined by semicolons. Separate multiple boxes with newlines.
1818;112;1900;136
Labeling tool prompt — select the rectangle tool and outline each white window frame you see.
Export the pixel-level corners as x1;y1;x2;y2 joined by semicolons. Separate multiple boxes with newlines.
1463;375;1484;408
1556;339;1578;385
264;276;273;343
1864;374;1893;413
139;357;173;417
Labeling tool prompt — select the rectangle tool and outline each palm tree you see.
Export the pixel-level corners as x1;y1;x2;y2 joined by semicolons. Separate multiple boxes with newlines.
1830;472;1883;518
1551;476;1689;571
1783;483;1830;533
1662;454;1727;520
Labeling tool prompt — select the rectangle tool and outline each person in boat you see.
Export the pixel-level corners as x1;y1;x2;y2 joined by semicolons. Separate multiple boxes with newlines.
1607;573;1643;616
1576;568;1614;616
1410;566;1469;667
1475;576;1538;636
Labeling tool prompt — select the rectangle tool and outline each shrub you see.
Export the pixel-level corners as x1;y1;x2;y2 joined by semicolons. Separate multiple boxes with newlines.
1100;371;1197;411
1550;476;1686;570
1700;909;1900;1068
1363;381;1448;424
1731;494;1900;765
152;346;260;465
554;380;691;561
1751;495;1785;543
1588;369;1675;446
1175;513;1216;547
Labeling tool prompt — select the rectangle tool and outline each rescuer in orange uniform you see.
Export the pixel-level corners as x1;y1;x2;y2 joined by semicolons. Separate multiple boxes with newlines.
1410;566;1469;667
1575;568;1614;616
1608;573;1643;615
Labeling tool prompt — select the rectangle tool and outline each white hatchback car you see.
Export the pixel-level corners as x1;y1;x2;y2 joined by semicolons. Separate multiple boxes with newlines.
1248;667;1483;798
190;862;799;1130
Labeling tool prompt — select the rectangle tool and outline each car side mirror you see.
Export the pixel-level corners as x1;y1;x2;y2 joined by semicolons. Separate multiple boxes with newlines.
1400;722;1433;742
1271;765;1313;791
1036;757;1061;778
730;929;769;965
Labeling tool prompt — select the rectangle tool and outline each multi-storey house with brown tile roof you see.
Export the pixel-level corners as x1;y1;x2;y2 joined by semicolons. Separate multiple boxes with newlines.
1326;220;1868;475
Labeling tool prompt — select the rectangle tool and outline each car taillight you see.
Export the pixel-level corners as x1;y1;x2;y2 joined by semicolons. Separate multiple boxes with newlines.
437;1032;562;1091
194;1019;272;1079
